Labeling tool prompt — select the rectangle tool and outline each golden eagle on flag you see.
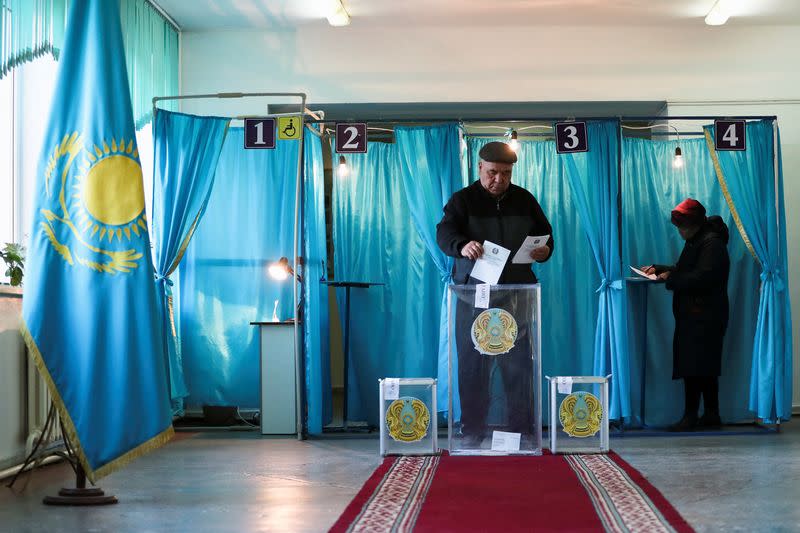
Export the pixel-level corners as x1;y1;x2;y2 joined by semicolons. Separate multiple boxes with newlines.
21;0;173;482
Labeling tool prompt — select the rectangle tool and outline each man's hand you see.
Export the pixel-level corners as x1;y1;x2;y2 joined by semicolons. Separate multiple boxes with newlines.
460;241;484;260
530;245;550;262
642;265;656;275
657;271;670;281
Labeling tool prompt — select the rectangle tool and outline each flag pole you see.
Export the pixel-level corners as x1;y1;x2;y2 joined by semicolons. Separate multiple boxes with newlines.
42;423;118;506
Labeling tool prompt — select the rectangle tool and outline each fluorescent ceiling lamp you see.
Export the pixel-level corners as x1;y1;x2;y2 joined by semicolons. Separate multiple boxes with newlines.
705;0;734;26
326;0;350;26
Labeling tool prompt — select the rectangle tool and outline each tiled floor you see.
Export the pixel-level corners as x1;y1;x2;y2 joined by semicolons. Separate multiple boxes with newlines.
1;421;799;532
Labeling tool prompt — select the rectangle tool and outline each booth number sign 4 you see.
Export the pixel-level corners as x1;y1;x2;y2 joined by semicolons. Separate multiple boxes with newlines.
714;120;746;151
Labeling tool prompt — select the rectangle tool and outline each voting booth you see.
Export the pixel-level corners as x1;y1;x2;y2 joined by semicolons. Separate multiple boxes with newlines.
447;284;542;455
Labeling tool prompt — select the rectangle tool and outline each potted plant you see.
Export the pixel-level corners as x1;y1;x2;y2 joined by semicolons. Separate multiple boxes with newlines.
0;242;25;287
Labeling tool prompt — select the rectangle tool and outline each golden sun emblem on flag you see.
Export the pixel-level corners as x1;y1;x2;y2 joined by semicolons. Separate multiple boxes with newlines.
40;132;146;273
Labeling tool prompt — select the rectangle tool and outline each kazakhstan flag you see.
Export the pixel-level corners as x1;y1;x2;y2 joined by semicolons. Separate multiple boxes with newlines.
21;0;172;482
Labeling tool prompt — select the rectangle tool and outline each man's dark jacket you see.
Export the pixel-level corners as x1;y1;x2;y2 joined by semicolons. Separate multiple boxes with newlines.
658;216;730;378
436;181;554;284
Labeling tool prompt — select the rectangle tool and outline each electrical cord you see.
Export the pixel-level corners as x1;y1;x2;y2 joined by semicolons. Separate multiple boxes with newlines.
235;407;259;428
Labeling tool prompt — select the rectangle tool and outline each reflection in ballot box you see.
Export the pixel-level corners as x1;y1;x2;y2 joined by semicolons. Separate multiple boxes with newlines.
447;284;542;455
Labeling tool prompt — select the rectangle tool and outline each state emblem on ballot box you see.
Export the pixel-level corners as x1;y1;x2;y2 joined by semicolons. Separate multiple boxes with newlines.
379;378;438;456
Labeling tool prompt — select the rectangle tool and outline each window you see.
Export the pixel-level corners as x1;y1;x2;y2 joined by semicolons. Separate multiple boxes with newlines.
0;70;13;283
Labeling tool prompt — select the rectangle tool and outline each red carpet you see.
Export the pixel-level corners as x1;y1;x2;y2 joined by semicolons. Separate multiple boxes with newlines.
330;452;693;532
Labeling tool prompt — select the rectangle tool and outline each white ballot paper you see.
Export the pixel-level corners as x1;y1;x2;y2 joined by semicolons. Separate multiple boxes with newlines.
557;376;573;395
384;378;400;400
491;430;521;452
470;241;510;285
475;283;490;309
512;235;551;264
630;265;657;281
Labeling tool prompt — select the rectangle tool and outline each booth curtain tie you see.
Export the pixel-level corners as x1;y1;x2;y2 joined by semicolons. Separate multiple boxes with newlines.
760;269;785;292
155;274;174;287
596;278;623;293
154;274;177;336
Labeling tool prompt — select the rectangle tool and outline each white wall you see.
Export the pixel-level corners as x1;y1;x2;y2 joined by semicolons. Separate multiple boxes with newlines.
181;22;800;409
180;24;800;112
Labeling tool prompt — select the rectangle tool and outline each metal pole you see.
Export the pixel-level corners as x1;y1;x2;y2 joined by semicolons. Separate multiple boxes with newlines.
294;95;306;440
772;118;782;430
343;285;351;430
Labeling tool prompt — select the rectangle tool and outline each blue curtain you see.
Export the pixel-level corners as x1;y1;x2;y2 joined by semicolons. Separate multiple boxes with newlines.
394;124;466;417
303;127;331;433
466;138;599;423
179;128;298;409
152;109;230;413
562;120;631;420
332;142;441;424
704;120;793;422
622;136;760;426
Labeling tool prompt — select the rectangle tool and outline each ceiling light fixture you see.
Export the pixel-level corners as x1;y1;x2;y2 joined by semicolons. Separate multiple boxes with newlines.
508;130;519;152
337;155;350;178
705;0;733;26
326;0;351;27
672;146;684;169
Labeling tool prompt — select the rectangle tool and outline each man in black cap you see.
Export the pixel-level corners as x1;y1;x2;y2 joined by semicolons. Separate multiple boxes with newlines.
436;141;553;445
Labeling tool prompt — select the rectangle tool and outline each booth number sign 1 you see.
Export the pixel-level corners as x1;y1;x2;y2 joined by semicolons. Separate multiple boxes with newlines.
244;117;301;149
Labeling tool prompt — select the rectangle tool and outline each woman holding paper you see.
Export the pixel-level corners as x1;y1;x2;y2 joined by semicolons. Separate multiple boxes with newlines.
643;198;730;432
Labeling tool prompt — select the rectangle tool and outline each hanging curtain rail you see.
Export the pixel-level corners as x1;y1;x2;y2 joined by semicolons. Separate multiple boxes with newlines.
144;0;181;32
350;131;707;138
150;90;307;442
301;115;777;125
152;92;307;104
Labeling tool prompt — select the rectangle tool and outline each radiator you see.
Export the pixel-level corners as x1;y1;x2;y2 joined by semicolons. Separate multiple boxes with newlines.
26;357;62;455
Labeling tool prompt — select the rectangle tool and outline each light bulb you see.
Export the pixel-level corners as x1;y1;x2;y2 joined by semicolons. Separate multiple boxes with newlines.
672;146;684;169
326;0;351;26
509;130;519;152
269;264;289;280
705;0;732;26
337;155;349;178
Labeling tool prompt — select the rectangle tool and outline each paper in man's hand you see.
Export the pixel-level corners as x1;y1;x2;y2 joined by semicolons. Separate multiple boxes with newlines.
512;235;551;264
470;241;510;285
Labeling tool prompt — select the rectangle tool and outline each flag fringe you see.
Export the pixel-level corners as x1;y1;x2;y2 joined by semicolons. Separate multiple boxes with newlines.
19;319;174;483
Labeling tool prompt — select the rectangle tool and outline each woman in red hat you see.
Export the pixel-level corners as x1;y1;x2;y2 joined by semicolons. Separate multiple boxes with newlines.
643;198;730;431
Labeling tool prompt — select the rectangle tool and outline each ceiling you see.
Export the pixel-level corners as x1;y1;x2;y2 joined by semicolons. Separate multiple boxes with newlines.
154;0;800;31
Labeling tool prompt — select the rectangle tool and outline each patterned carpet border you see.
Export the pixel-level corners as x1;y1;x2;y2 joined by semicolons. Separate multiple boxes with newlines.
603;451;693;532
331;451;692;533
330;456;440;533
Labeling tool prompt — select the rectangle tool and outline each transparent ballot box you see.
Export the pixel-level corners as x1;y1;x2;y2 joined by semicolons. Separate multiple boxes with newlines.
547;376;610;454
379;378;438;456
448;284;542;456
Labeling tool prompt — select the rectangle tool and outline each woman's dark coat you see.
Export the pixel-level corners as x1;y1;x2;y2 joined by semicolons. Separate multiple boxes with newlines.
657;216;730;378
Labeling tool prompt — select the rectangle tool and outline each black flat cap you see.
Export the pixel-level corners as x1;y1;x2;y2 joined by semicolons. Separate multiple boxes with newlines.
478;141;517;164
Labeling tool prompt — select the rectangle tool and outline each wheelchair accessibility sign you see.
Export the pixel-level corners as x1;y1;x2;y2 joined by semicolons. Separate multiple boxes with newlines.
278;116;301;140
